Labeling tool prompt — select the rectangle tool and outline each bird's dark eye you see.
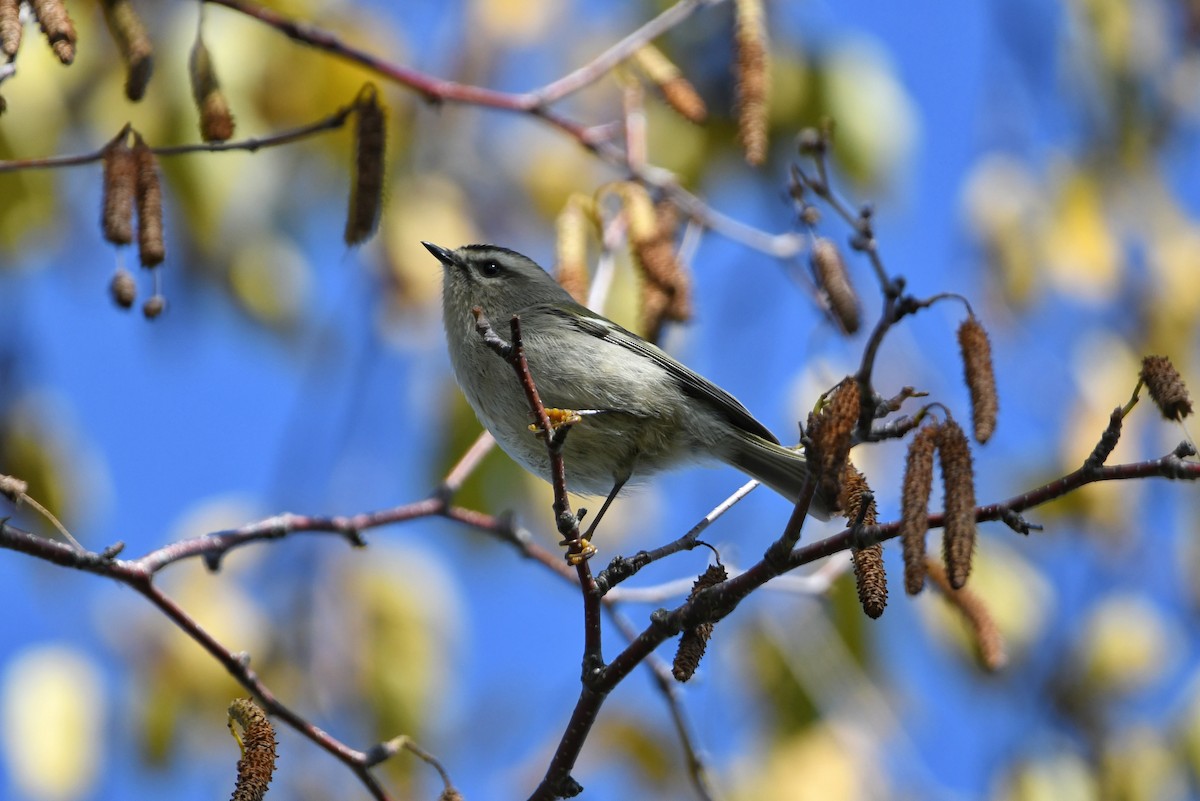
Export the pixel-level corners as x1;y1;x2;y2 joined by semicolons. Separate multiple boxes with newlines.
479;260;502;278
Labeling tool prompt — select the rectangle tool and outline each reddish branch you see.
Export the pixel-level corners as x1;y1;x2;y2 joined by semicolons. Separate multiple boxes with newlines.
526;443;1200;799
469;309;605;675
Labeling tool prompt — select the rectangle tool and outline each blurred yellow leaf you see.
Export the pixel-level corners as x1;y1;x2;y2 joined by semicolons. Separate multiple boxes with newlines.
1101;727;1187;801
961;154;1046;307
1078;595;1176;696
821;39;918;187
383;173;478;308
1146;225;1200;351
993;752;1098;801
734;726;863;801
2;645;105;801
1044;166;1121;303
1175;675;1200;786
592;715;677;788
228;234;313;326
334;545;462;786
518;131;603;220
470;0;564;46
1072;0;1134;74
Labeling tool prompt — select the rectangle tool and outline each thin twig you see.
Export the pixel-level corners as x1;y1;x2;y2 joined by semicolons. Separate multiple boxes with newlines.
0;105;355;173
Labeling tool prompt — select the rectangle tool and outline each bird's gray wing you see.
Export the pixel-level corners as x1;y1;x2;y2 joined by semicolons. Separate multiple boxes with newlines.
531;303;780;444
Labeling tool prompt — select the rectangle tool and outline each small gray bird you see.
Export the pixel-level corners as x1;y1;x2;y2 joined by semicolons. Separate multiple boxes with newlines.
424;242;830;523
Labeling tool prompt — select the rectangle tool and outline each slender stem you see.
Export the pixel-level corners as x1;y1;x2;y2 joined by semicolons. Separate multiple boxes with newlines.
0;106;354;173
532;0;713;105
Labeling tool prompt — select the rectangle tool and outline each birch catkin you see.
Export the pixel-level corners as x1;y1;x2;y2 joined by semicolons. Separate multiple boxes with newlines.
132;134;165;268
733;0;769;165
344;84;387;246
101;0;154;101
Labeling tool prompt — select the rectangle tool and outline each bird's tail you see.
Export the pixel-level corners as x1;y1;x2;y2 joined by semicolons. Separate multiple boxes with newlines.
723;434;833;520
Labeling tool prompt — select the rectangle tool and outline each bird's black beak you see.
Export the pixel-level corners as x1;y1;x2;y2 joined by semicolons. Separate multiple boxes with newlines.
421;241;457;267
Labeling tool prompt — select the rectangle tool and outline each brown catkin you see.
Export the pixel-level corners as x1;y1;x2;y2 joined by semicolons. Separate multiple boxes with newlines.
1140;355;1193;421
841;465;886;619
958;316;998;443
925;558;1007;671
632;44;707;124
938;419;976;589
733;0;769;165
29;0;75;64
639;282;672;343
189;33;235;142
811;237;861;334
632;200;691;340
852;544;887;619
672;563;728;681
900;424;938;595
810;378;860;509
228;698;277;801
101;137;136;246
110;268;136;309
344;84;387;246
101;0;153;101
0;0;21;58
554;197;590;303
132;134;165;267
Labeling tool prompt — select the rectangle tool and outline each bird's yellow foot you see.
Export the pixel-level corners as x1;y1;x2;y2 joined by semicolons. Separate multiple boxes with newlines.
530;408;583;432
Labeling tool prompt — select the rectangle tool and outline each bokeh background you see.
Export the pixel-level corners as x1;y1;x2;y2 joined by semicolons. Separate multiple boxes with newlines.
2;0;1200;799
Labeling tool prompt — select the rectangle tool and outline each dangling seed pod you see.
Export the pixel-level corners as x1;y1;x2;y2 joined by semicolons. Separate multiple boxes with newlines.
841;465;886;618
811;237;861;334
227;698;277;801
132;134;165;268
189;31;235;142
0;0;22;59
29;0;75;64
101;0;154;101
110;268;136;309
957;316;998;443
101;135;136;246
937;419;976;589
631;44;707;124
900;424;938;595
732;0;769;165
554;196;591;303
630;199;690;341
142;294;165;319
672;563;728;681
343;83;387;246
1140;355;1193;421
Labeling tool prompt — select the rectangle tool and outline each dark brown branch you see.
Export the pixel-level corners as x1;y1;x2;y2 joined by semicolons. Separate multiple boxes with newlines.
528;445;1200;798
470;307;605;705
0;105;355;173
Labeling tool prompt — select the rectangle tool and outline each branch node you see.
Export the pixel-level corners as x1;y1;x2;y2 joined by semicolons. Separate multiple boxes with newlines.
999;507;1041;535
580;652;607;689
100;541;125;561
551;776;584;799
471;306;513;358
